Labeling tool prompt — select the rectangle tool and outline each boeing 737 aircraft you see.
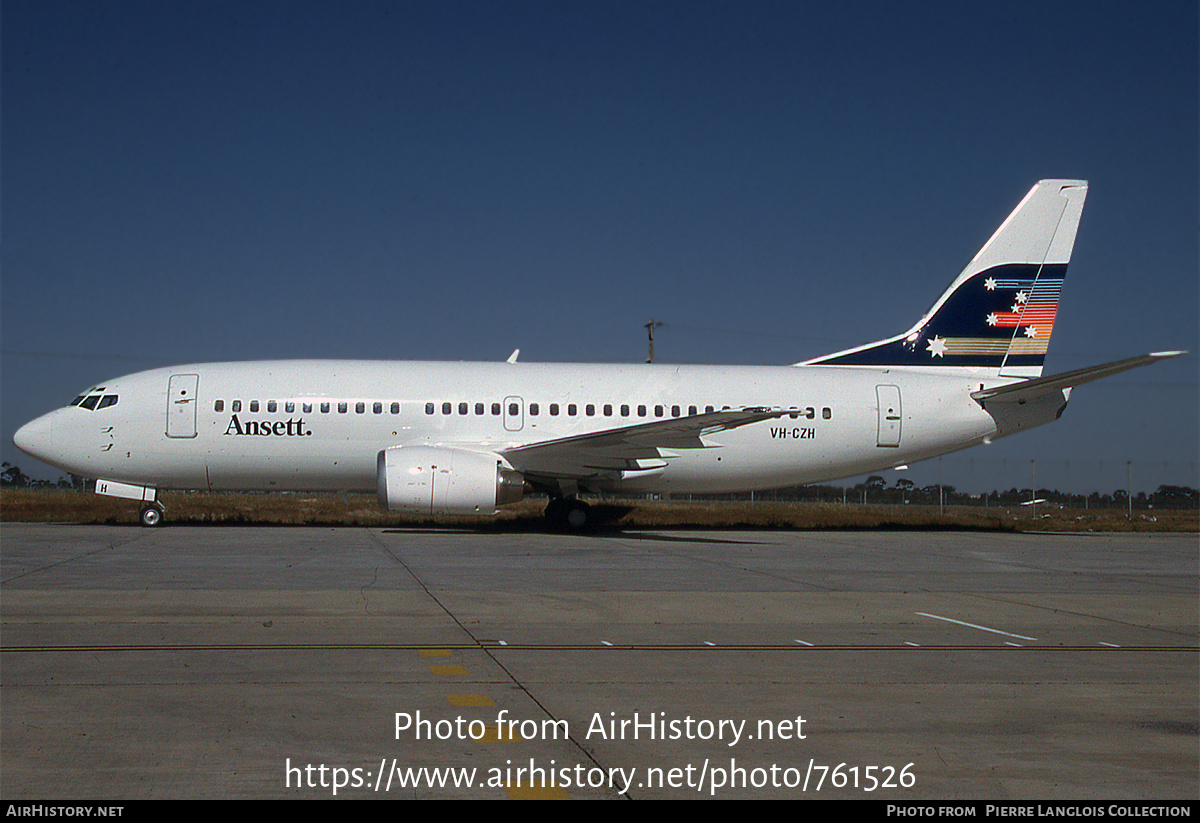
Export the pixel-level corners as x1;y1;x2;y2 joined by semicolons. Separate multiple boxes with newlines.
13;180;1181;527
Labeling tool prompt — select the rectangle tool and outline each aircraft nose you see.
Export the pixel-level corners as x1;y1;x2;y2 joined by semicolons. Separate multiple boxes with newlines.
13;413;56;465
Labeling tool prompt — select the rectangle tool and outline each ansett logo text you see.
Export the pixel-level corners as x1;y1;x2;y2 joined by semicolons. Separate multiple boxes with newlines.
224;415;312;436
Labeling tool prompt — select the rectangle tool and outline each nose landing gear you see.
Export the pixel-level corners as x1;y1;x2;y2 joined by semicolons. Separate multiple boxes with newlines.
139;504;165;527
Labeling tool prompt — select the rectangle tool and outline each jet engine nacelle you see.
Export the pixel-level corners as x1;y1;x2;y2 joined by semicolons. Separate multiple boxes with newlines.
376;446;524;515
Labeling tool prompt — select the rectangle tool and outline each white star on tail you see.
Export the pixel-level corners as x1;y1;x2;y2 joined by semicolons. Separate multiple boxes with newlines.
926;336;948;357
1024;326;1038;338
984;277;997;291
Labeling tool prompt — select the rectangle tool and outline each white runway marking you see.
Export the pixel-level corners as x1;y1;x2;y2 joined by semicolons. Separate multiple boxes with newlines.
916;612;1038;641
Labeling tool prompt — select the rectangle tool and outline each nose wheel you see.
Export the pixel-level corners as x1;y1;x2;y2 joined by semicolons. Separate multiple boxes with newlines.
139;504;165;527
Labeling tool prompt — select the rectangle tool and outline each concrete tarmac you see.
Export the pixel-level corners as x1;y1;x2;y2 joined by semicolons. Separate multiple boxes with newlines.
1;524;1196;799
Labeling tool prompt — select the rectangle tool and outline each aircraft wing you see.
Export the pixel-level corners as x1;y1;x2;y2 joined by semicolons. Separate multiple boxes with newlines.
500;408;787;477
971;351;1185;404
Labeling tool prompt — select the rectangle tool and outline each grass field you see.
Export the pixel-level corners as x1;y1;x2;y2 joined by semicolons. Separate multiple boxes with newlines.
2;489;1194;532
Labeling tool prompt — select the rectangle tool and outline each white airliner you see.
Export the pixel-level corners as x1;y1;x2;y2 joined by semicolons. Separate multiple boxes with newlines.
13;180;1182;527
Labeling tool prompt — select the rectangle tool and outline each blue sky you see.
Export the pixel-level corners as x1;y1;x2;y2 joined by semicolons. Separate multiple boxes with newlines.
3;0;1196;493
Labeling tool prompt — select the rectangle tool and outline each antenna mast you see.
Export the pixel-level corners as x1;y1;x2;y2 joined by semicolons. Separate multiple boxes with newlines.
645;319;663;363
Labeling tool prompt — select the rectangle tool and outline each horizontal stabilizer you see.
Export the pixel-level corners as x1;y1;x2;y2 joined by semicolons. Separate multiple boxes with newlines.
971;351;1184;404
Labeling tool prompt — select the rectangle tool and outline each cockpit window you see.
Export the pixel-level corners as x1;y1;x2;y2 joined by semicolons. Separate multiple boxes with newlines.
73;394;118;411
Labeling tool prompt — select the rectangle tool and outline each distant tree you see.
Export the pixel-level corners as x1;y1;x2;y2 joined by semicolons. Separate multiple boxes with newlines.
1150;485;1199;509
1;462;29;487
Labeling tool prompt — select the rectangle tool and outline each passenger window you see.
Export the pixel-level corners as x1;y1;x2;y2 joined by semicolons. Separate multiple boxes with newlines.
620;405;629;417
823;407;832;419
529;403;539;415
567;404;577;416
303;403;313;413
705;406;714;413
604;404;613;416
654;405;663;417
215;400;224;412
321;402;330;413
549;403;559;416
426;403;435;415
267;401;277;412
637;405;647;417
442;402;451;415
805;407;815;419
250;401;259;412
491;403;501;415
373;402;382;414
458;402;467;415
671;405;680;417
508;403;519;416
338;402;348;414
689;406;697;415
233;401;242;412
474;403;483;415
285;401;294;413
585;404;595;416
392;403;401;414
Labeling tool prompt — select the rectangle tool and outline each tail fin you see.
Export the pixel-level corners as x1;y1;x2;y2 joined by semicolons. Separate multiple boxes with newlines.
801;180;1088;377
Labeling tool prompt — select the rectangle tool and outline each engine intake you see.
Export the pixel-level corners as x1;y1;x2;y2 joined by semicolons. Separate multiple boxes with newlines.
376;446;523;515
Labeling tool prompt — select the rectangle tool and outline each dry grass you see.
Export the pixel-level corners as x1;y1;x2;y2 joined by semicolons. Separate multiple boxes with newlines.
1;488;1194;532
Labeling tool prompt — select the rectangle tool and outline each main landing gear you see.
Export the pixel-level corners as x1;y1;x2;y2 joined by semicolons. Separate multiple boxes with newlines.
543;496;592;530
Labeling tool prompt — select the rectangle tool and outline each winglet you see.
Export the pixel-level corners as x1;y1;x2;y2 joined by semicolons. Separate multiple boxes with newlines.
507;349;520;364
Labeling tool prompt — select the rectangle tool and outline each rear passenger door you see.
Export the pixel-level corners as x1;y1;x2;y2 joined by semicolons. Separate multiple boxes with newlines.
875;384;901;447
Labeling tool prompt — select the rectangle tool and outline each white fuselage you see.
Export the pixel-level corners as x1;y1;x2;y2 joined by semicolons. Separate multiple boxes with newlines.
15;359;1029;495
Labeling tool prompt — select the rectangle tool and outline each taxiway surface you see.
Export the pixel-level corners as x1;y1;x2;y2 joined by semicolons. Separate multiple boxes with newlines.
2;524;1196;799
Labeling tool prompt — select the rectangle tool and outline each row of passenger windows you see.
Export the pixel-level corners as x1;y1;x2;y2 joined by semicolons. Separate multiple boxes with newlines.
215;400;399;414
425;402;831;419
214;399;833;420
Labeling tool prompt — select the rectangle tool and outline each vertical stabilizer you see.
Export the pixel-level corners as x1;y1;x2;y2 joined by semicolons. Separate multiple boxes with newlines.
801;180;1088;377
